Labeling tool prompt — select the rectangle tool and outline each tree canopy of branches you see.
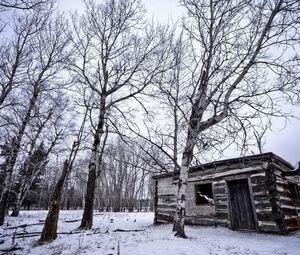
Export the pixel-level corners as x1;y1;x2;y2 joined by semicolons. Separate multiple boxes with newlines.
171;0;300;238
0;0;299;243
70;0;171;229
0;2;71;225
0;0;49;11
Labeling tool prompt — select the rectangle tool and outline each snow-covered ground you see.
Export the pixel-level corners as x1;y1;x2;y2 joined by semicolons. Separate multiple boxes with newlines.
0;210;299;255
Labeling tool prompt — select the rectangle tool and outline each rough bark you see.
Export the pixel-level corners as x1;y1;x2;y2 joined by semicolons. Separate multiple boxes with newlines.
80;97;106;229
79;162;97;229
10;197;22;217
40;107;87;241
39;159;69;242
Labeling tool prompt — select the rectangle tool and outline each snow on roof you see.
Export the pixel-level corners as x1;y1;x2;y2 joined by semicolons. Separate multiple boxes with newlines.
152;152;295;179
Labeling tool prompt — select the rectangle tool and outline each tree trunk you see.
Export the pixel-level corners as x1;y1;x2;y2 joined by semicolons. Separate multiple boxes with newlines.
10;195;22;217
10;96;52;218
79;165;97;229
0;191;9;225
173;105;198;238
173;148;194;238
40;159;69;242
11;157;49;217
0;152;12;224
80;98;106;229
0;91;38;225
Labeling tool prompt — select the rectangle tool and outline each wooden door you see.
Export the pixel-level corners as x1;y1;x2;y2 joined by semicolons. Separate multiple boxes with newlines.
228;179;256;230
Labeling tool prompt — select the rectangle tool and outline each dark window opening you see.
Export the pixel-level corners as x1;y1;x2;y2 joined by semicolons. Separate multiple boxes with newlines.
288;182;300;199
195;183;214;205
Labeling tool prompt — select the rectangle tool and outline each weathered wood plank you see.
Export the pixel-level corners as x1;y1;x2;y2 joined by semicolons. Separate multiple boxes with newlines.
185;217;217;226
215;204;228;210
213;182;226;188
258;222;280;233
188;165;264;182
156;213;174;223
253;194;270;201
250;176;266;185
257;212;282;221
157;204;177;209
252;184;268;193
214;187;227;194
283;218;298;227
214;199;228;204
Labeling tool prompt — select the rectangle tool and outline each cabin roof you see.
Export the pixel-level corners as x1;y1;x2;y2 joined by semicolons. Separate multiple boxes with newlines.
152;152;295;180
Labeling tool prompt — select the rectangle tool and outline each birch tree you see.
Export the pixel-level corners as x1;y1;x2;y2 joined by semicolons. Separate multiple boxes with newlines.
172;0;300;238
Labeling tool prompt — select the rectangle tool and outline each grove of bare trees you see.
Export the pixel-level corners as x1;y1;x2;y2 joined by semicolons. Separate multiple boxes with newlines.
0;0;299;241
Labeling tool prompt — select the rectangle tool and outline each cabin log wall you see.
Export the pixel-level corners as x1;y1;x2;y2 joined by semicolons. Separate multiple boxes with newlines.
155;176;177;223
153;153;300;234
253;170;281;233
271;162;300;233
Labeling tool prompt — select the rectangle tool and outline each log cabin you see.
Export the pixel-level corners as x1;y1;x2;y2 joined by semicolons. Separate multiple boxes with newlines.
152;152;300;234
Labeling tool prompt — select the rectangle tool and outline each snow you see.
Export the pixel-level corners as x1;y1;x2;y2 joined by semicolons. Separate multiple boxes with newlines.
1;210;299;255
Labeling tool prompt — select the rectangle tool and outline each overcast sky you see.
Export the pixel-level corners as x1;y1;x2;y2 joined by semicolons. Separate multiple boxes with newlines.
57;0;300;166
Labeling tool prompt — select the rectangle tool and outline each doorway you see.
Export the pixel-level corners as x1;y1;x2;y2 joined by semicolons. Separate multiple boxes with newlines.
227;179;256;230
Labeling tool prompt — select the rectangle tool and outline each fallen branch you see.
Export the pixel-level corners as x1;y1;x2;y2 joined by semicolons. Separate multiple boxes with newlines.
14;230;83;239
86;229;109;235
4;227;112;240
15;234;40;239
63;219;81;223
3;222;44;230
56;231;82;235
112;229;144;232
16;231;40;235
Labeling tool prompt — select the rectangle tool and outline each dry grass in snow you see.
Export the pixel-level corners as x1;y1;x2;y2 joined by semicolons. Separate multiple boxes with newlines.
0;210;299;255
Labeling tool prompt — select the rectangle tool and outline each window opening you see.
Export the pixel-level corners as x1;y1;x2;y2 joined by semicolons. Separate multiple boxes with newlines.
288;182;300;199
195;183;214;205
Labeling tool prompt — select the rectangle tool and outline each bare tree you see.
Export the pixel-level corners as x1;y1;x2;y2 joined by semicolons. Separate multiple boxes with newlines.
253;120;272;154
0;0;49;11
39;108;87;242
0;0;53;48
95;137;153;213
170;0;300;237
70;0;171;229
140;33;190;173
0;9;71;225
0;8;52;112
10;95;70;217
